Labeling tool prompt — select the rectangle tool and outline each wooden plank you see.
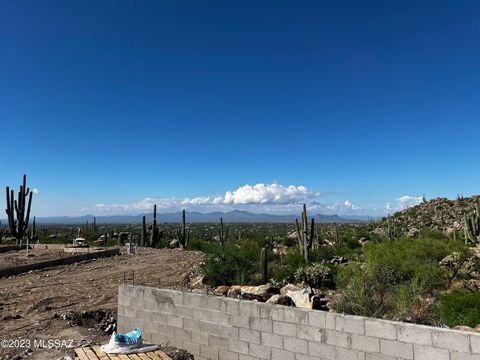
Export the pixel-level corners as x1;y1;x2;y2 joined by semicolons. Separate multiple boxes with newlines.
75;348;91;360
128;355;142;360
145;352;162;360
91;345;110;360
84;347;100;360
136;354;151;360
117;355;131;360
154;351;172;360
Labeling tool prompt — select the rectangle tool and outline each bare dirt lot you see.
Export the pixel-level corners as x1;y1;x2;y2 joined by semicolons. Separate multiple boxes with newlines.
0;247;202;360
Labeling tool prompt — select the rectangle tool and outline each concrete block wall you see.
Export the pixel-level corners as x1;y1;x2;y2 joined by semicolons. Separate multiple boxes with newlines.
117;285;480;360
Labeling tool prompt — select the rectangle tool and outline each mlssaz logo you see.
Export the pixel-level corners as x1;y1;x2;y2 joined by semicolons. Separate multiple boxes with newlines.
34;339;74;349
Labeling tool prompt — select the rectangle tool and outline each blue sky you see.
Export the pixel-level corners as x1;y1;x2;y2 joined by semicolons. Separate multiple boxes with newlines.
1;0;479;217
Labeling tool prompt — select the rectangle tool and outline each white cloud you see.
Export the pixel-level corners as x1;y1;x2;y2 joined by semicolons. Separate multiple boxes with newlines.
397;195;423;210
32;188;39;194
223;183;318;205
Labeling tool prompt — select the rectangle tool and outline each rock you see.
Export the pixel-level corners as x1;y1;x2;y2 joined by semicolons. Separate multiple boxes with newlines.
240;285;280;302
169;239;180;248
190;275;204;289
286;287;314;309
280;284;301;296
214;286;230;296
227;285;243;299
266;294;294;306
312;295;329;311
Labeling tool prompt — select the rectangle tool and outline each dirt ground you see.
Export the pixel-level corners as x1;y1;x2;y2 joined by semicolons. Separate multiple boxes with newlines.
0;247;75;270
0;247;202;360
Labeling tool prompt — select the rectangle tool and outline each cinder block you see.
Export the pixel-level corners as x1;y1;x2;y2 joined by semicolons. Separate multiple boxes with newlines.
219;349;240;360
365;353;395;360
336;347;364;360
380;339;413;359
273;321;296;337
271;348;295;360
191;330;210;345
229;339;249;355
248;342;271;359
175;305;194;318
183;318;202;331
200;344;219;360
365;319;397;340
123;307;138;319
155;288;184;305
335;315;365;335
150;332;167;345
308;311;326;328
296;354;323;360
201;321;220;336
283;337;308;354
118;294;131;307
472;334;480;354
397;324;432;346
450;352;480;360
350;334;380;353
297;324;323;342
308;341;336;360
183;292;207;308
239;301;260;317
324;329;349;348
259;304;284;321
283;307;309;325
238;355;258;360
150;311;166;324
193;308;229;324
174;327;192;341
239;328;260;344
325;313;337;330
260;332;283;349
143;299;160;312
166;314;183;328
413;344;449;360
183;340;200;356
249;317;272;333
221;297;240;315
219;324;239;340
210;335;230;350
229;314;250;328
432;330;470;352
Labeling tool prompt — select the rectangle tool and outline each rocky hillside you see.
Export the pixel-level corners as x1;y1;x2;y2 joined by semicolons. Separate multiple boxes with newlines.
377;195;480;237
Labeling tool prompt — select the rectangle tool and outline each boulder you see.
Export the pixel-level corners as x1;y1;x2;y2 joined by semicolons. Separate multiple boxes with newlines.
190;275;204;289
169;239;180;248
214;286;230;296
266;294;294;306
280;284;301;296
227;285;243;299
240;285;280;302
286;287;314;309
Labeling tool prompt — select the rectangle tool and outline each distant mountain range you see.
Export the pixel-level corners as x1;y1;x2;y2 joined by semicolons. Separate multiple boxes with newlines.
4;210;369;224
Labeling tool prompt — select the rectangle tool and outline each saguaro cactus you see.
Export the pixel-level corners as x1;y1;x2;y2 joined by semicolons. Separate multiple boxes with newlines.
177;209;190;249
150;205;160;247
218;217;229;245
5;174;33;245
464;200;480;245
141;215;147;246
295;204;315;263
260;247;268;283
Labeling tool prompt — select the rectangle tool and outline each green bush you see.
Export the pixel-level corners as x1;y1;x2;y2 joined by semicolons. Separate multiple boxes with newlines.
272;247;306;284
200;240;263;287
294;263;333;288
334;237;470;323
437;292;480;328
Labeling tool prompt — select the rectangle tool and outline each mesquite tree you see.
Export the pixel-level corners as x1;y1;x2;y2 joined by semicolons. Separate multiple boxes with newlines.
5;175;33;245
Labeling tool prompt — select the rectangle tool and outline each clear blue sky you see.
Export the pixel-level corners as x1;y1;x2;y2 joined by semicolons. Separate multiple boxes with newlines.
1;0;479;217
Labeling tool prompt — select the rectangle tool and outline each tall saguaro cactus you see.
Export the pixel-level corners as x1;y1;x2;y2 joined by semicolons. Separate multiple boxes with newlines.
150;205;160;247
177;209;190;249
141;215;147;246
295;204;315;263
218;217;229;245
464;200;480;245
260;247;268;283
5;175;33;245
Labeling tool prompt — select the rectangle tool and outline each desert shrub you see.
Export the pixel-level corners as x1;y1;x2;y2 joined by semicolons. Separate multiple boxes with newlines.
334;237;470;323
201;240;262;287
294;263;333;288
271;247;306;284
437;291;480;328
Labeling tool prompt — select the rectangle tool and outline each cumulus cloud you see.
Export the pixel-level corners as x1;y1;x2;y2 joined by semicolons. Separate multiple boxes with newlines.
397;195;423;210
223;183;318;205
32;188;39;194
